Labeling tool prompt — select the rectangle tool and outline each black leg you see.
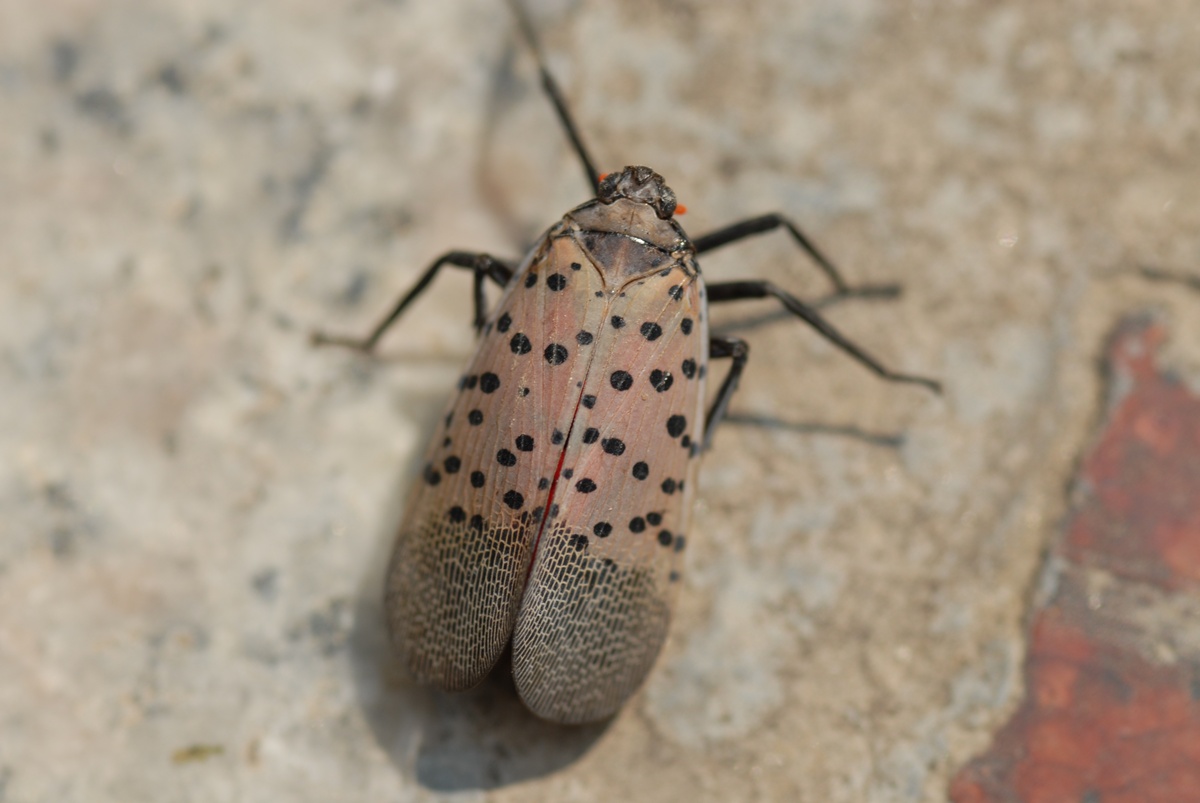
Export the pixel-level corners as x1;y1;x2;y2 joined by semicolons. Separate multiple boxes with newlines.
505;0;602;196
706;280;942;393
693;213;902;299
703;335;750;451
312;251;513;353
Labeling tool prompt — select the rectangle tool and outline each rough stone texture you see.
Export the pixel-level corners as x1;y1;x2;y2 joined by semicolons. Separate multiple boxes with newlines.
950;320;1200;803
1;0;1198;801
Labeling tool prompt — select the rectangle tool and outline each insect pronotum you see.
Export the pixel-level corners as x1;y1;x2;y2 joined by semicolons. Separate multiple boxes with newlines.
316;0;940;724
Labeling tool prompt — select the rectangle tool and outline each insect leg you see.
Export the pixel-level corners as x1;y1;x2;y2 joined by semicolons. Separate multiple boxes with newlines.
702;335;750;450
706;280;942;393
312;251;513;352
693;214;900;299
505;0;602;196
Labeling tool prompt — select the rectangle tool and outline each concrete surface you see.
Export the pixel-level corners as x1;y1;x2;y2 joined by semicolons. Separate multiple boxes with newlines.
2;0;1198;801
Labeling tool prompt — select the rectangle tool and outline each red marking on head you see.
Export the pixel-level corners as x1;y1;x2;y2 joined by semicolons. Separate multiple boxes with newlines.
674;204;687;215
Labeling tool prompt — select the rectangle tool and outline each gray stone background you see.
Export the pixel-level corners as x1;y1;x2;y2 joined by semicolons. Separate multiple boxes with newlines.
2;0;1198;800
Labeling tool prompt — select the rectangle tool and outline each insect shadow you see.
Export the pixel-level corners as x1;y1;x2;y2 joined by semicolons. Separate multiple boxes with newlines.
1138;265;1200;293
346;391;607;791
721;412;905;449
706;300;911;448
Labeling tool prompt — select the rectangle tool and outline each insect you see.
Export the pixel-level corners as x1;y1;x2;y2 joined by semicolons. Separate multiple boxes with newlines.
316;0;939;724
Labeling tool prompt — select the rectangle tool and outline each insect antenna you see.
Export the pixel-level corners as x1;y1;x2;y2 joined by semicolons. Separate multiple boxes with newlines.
505;0;602;196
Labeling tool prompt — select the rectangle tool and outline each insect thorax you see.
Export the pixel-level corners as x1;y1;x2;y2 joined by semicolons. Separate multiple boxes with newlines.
558;193;697;287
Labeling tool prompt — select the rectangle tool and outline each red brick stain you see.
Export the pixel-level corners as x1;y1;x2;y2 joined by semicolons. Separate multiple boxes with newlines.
951;319;1200;803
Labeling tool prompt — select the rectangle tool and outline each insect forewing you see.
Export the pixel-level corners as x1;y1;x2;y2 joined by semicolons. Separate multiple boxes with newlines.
513;264;709;723
385;235;606;691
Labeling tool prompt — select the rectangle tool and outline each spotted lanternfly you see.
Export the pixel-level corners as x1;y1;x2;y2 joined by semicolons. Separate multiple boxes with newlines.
316;0;940;724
